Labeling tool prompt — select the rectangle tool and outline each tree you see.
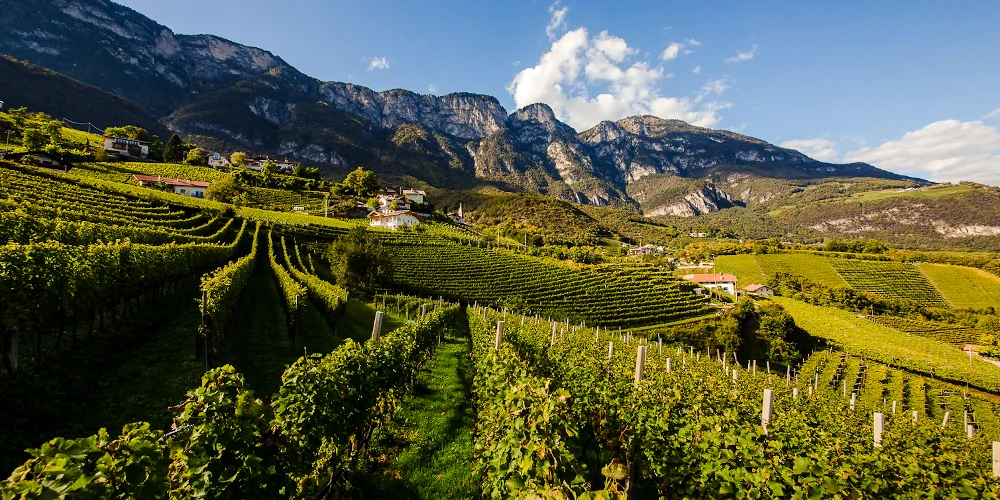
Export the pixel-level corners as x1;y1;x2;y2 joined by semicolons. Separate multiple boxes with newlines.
22;129;46;150
230;151;247;169
41;121;62;144
261;160;279;177
185;147;207;166
327;227;393;298
7;107;27;129
205;175;241;203
366;197;380;211
341;167;380;199
163;134;185;162
388;199;399;211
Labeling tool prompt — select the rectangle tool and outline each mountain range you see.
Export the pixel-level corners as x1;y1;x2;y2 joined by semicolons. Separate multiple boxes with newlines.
0;0;916;215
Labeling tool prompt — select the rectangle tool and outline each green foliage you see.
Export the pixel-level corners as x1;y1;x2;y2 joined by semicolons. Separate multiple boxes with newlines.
163;134;185;163
340;166;380;200
2;423;168;498
204;174;241;203
184;147;207;166
825;239;889;254
20;129;46;150
229;151;247;168
327;227;393;298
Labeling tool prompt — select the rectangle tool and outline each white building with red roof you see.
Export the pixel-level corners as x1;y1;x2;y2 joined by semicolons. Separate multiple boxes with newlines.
368;210;423;230
682;273;738;295
132;174;210;198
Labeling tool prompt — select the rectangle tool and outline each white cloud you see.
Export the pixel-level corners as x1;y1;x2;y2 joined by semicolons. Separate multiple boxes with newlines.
509;26;730;131
986;108;1000;120
511;60;522;67
660;39;699;61
725;44;758;63
779;137;840;162
692;66;702;74
844;119;1000;186
660;42;682;60
546;2;568;41
367;57;390;71
428;84;437;94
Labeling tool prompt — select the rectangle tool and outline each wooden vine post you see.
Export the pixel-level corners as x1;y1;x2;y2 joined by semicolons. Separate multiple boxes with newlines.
372;311;384;341
634;346;646;386
993;442;1000;477
494;321;504;350
608;341;614;359
762;389;774;434
874;413;884;447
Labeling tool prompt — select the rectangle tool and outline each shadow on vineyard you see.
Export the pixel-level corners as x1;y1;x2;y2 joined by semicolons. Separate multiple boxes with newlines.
0;285;203;474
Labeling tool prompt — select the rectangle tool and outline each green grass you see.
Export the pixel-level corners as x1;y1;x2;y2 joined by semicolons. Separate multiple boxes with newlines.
918;263;1000;310
757;254;848;287
715;254;765;285
770;296;1000;393
846;184;976;202
715;253;846;288
356;311;478;498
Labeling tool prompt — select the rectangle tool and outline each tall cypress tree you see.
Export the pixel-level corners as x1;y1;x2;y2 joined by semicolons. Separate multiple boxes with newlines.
163;133;183;162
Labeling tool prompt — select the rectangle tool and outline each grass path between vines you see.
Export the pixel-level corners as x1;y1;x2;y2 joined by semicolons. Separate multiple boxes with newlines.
356;311;478;499
219;262;405;396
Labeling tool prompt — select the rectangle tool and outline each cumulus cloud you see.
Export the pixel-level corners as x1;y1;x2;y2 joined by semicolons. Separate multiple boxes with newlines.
427;84;437;94
660;38;700;60
692;66;702;74
508;21;728;131
986;108;1000;119
779;138;840;162
844;119;1000;186
725;44;758;63
546;2;569;41
661;42;683;60
366;57;390;71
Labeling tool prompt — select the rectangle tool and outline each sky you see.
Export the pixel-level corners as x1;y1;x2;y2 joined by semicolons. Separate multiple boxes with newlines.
114;0;1000;185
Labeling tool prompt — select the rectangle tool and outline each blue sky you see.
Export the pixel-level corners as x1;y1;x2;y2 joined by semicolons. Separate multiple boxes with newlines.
115;0;1000;184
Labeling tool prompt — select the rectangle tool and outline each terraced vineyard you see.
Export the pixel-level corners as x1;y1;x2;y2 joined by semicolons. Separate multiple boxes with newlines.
716;253;848;288
826;257;949;306
389;240;714;327
245;186;329;213
870;315;981;347
772;297;999;392
73;161;228;184
919;262;1000;310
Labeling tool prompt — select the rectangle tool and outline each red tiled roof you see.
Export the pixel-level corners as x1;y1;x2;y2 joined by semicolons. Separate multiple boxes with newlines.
683;273;738;284
132;174;210;188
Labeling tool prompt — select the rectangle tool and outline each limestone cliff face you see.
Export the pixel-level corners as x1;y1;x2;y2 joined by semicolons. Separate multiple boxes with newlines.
645;186;733;217
318;85;506;140
0;0;287;113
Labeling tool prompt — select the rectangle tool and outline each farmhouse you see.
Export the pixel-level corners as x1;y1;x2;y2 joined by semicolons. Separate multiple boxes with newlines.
102;136;149;159
245;156;298;172
3;151;72;172
132;174;210;198
744;284;775;296
402;189;426;204
628;244;657;257
376;193;411;213
207;152;230;168
683;273;738;295
368;210;423;230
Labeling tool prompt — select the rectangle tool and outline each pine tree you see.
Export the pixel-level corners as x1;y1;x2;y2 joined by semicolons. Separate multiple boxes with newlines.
163;134;184;162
